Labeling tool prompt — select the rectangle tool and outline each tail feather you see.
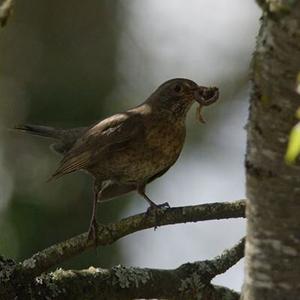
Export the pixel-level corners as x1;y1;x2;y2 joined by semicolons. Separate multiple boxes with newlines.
14;123;87;155
14;123;89;180
14;124;60;139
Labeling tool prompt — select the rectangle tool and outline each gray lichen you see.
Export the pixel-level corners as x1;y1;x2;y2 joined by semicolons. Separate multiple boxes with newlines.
112;265;150;288
179;272;205;294
34;269;66;298
0;256;16;283
22;257;37;269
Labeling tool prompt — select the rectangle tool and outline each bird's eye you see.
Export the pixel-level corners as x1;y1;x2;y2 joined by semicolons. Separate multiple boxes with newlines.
174;84;183;93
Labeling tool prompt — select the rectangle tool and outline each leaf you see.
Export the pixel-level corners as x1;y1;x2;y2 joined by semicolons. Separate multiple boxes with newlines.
285;122;300;164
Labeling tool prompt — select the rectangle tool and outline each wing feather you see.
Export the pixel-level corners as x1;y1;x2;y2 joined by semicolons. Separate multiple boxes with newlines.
51;113;144;179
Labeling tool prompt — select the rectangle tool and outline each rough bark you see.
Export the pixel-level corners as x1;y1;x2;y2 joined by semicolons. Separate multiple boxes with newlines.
244;1;300;299
0;238;244;300
0;200;245;299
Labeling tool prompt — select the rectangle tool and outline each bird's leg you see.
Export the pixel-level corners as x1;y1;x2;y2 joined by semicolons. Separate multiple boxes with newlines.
87;185;101;245
137;185;170;209
137;185;170;228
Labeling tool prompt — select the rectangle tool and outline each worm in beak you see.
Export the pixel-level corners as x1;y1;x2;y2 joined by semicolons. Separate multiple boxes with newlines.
194;86;219;123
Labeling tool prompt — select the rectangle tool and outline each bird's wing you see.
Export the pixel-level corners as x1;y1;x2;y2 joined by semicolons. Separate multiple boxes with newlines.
50;112;144;179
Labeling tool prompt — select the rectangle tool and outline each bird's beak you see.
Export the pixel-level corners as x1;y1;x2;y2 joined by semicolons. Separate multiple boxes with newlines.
193;86;219;123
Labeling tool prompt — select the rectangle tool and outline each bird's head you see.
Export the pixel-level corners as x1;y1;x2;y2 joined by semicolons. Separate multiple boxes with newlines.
147;78;219;122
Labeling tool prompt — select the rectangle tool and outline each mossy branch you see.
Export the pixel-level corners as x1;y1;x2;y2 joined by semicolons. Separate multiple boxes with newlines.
23;238;245;299
1;200;245;299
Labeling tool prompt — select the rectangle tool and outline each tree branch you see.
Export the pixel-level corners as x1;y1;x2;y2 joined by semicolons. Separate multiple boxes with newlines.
25;238;245;300
0;200;245;299
19;200;245;281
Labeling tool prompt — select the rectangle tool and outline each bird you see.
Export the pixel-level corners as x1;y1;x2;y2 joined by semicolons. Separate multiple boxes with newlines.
15;78;219;242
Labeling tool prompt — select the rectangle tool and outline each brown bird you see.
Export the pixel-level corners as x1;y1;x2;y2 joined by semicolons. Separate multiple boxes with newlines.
15;78;219;241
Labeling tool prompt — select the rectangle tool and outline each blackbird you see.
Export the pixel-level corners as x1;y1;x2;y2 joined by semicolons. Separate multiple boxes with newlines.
15;78;219;241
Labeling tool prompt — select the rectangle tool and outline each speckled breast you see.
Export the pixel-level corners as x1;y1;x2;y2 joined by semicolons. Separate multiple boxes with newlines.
103;118;186;184
113;122;185;183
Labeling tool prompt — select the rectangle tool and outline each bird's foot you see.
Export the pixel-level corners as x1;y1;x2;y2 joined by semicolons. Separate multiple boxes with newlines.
146;202;170;212
87;218;104;247
146;202;170;229
158;202;170;209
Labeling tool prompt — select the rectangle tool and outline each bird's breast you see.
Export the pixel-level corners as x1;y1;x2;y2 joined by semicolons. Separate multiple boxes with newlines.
92;116;186;185
145;119;186;159
116;119;186;183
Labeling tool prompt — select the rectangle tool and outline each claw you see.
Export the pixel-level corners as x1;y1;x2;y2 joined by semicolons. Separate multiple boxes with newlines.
146;202;170;229
159;202;170;209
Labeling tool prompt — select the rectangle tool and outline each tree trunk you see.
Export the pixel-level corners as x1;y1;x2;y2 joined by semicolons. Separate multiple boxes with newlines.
244;2;300;299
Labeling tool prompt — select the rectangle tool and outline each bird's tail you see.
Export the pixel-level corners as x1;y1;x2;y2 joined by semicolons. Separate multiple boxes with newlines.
14;124;61;139
14;124;86;154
